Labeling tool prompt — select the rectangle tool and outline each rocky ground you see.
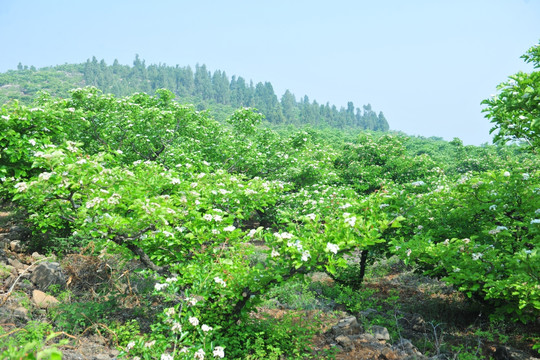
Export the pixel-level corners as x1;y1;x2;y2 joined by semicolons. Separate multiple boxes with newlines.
1;205;538;360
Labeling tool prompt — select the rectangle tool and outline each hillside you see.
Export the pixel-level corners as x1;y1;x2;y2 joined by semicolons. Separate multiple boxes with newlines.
0;56;389;131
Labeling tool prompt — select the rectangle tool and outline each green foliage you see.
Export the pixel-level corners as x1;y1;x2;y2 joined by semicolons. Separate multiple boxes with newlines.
48;299;118;333
0;99;65;183
334;133;440;194
217;313;322;359
0;322;66;360
482;41;540;151
389;164;539;322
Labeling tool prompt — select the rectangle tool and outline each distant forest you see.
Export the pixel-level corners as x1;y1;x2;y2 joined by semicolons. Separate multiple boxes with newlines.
0;56;389;131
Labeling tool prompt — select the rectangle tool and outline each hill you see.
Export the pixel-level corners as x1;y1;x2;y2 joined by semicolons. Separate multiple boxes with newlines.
0;56;389;131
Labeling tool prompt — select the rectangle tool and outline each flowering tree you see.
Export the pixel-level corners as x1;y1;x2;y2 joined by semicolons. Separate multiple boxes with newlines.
482;41;540;152
388;161;539;322
3;89;403;358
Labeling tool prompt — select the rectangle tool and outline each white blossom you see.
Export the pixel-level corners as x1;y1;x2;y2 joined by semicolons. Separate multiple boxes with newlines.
161;354;173;360
201;324;213;332
171;321;182;333
280;232;293;239
154;283;169;291
214;276;226;287
326;242;339;254
29;139;36;146
523;173;530;180
472;253;483;260
189;316;200;326
186;297;198;306
305;213;316;220
203;214;213;221
194;349;205;360
531;219;540;224
503;171;510;177
223;225;235;232
39;172;53;181
213;346;225;358
271;248;280;257
301;250;311;262
14;182;28;192
171;178;181;184
344;216;356;227
165;307;175;317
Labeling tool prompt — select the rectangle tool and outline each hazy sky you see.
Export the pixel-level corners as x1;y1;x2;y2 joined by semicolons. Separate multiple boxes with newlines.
1;0;539;145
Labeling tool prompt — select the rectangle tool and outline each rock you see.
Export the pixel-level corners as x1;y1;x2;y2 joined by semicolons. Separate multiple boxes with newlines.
93;354;113;360
30;262;66;290
32;289;59;309
8;257;25;270
357;333;377;342
330;316;363;337
10;240;24;252
371;325;390;341
31;252;46;261
13;306;29;319
335;335;354;350
359;308;379;317
396;339;424;358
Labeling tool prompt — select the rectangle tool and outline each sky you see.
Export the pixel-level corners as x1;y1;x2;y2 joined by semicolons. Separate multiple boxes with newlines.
1;0;539;145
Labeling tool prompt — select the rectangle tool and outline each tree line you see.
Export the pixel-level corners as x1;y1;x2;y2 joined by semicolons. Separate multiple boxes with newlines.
0;56;389;131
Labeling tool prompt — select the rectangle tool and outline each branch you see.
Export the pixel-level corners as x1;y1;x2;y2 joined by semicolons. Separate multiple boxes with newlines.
110;224;168;275
230;265;310;318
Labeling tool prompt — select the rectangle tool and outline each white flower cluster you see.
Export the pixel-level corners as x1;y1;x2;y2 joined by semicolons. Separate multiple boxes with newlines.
326;242;339;254
214;276;226;287
304;213;316;221
14;182;28;192
274;232;293;240
203;213;223;222
343;213;356;227
472;253;483;261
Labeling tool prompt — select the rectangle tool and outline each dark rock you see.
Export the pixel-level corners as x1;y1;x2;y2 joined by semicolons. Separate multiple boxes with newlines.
335;335;354;350
329;316;363;337
30;262;66;290
359;308;379;317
